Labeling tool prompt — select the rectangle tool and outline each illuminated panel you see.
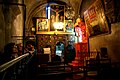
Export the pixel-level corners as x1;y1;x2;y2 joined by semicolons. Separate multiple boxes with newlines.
48;7;50;19
46;6;50;19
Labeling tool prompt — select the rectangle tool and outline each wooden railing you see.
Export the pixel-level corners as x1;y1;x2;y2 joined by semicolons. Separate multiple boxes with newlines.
0;53;29;73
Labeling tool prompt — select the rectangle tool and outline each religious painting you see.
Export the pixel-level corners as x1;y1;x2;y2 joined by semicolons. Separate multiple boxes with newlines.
50;4;64;31
84;0;109;37
36;18;48;32
65;20;74;32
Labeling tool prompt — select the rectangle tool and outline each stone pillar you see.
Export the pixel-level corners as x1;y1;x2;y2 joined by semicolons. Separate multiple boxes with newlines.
0;5;5;52
3;5;12;44
3;3;22;44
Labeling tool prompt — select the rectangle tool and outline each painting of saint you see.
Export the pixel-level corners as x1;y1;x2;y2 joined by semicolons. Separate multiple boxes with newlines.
37;18;48;32
65;20;74;32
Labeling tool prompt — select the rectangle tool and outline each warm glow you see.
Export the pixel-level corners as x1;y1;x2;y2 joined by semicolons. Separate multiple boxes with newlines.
53;22;64;29
31;27;35;31
53;22;58;29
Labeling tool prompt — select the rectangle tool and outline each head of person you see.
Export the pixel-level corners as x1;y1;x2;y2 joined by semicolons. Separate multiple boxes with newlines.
16;43;23;56
26;40;35;51
4;43;14;54
4;42;18;58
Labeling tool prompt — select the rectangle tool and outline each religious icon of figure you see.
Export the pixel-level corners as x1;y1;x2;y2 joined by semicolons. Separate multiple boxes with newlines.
41;19;47;30
50;5;64;31
50;15;56;31
38;20;42;31
66;20;74;32
59;16;64;22
51;15;55;22
52;9;64;23
38;19;48;31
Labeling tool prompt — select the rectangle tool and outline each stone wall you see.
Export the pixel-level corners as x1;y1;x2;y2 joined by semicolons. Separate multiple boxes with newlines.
89;23;120;62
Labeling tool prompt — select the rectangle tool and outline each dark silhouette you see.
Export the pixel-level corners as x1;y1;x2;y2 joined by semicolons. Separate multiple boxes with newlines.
1;42;18;64
51;54;61;62
0;42;18;80
25;40;38;80
65;41;76;64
